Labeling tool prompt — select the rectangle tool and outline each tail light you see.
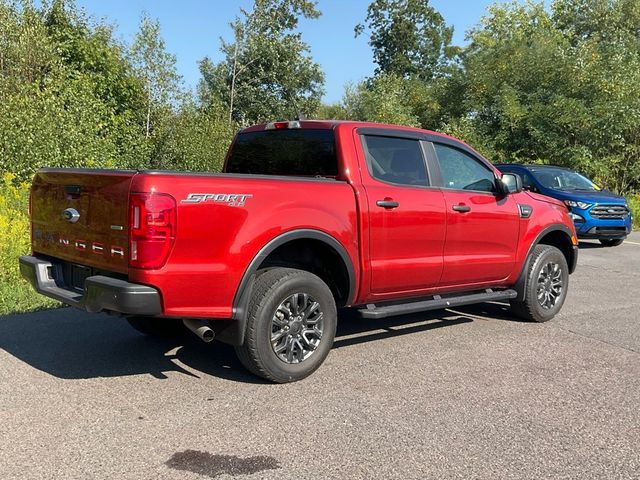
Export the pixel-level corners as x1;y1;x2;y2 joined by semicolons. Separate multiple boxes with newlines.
129;192;176;269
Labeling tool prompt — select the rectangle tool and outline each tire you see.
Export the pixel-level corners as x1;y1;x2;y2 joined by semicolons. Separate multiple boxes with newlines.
599;238;624;247
234;267;337;383
510;244;569;323
126;316;185;337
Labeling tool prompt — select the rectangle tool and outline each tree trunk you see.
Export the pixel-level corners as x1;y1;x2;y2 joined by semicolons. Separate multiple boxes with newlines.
145;79;152;138
229;41;239;125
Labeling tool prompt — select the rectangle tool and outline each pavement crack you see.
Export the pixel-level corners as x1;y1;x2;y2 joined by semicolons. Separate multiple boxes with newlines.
553;325;640;355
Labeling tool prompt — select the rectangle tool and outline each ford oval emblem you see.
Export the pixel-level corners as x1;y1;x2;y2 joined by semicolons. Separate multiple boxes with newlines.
62;208;80;223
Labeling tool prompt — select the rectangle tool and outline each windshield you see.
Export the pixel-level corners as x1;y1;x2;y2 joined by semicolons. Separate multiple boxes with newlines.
530;168;599;191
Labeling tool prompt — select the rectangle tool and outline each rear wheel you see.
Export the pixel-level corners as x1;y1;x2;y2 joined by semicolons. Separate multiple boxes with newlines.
510;244;569;322
599;238;624;247
126;316;184;337
235;267;337;383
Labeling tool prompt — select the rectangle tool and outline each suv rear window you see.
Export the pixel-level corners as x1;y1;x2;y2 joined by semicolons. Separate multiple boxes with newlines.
226;129;338;177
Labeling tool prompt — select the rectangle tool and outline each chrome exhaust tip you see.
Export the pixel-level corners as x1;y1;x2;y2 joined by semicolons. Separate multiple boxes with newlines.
183;319;215;343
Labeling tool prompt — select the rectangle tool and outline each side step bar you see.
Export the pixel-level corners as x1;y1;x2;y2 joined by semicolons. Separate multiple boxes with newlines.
358;289;517;319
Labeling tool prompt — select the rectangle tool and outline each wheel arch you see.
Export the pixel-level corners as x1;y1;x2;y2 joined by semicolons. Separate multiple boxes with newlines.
215;229;356;346
513;224;578;301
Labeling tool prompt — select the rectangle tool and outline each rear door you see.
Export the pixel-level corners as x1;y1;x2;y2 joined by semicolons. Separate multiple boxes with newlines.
359;133;446;297
31;169;134;274
430;143;520;286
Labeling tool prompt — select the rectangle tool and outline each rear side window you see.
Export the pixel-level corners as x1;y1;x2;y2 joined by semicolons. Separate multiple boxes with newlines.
434;144;497;193
226;129;338;177
362;135;429;187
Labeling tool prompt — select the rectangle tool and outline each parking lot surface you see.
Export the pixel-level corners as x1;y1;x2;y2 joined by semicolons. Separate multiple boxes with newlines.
1;232;639;479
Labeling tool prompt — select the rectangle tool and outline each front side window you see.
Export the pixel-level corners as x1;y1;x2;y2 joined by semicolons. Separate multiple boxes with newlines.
362;135;428;187
434;144;497;193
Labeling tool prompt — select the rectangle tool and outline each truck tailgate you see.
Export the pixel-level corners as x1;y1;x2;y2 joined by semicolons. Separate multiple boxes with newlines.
30;169;134;275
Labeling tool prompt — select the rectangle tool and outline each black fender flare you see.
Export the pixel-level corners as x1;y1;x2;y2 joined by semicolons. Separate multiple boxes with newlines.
513;224;578;301
215;229;356;346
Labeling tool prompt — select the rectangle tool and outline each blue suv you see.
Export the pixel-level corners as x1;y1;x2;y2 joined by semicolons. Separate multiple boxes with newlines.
496;164;632;246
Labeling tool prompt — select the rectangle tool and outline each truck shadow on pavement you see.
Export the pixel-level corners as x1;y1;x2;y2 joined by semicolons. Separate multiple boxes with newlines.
0;305;516;382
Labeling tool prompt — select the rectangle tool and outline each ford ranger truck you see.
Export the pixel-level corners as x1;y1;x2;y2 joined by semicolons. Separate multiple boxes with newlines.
20;120;578;383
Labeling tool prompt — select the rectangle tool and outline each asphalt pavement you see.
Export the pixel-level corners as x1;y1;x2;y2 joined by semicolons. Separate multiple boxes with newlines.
1;232;639;479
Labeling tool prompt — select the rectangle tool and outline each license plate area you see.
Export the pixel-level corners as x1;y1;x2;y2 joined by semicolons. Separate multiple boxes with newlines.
62;263;92;292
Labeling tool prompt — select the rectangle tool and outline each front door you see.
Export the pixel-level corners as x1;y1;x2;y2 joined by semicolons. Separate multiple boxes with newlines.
432;142;520;286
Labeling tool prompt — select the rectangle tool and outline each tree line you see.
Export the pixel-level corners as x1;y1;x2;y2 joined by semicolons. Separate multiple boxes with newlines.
1;0;639;194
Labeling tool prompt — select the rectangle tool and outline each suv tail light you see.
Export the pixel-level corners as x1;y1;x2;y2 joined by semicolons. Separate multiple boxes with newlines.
129;192;176;269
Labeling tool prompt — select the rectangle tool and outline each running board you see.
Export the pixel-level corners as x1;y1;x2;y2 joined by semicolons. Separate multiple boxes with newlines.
358;289;517;319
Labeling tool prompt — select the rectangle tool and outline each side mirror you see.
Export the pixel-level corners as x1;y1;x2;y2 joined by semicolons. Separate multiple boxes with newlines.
500;173;523;194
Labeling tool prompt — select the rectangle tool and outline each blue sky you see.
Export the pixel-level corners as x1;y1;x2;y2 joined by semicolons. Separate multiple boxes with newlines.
76;0;499;103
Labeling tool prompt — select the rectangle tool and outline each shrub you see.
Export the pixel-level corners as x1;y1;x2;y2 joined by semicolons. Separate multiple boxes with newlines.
0;173;59;314
628;193;640;230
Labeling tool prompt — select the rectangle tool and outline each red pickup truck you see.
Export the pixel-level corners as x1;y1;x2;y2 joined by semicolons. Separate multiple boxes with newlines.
20;120;578;382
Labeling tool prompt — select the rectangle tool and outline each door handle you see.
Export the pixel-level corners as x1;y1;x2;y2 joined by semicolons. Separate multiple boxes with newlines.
452;204;471;213
376;199;400;209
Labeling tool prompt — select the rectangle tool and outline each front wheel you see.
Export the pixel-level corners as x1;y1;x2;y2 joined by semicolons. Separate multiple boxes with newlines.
599;238;624;247
235;267;337;383
510;244;569;323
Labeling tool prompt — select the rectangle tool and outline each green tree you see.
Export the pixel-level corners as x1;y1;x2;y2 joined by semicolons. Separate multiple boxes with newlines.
315;102;349;120
355;0;459;81
0;0;152;179
151;95;234;173
199;0;325;125
44;0;145;116
0;0;56;86
342;73;420;126
458;0;640;193
349;0;464;131
336;67;465;131
129;13;181;138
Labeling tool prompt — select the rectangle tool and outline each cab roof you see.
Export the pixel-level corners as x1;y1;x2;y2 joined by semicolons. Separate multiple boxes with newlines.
239;119;455;142
238;120;491;168
496;163;572;171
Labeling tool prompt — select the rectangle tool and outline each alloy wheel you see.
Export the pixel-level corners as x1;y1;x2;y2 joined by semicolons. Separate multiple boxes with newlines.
270;293;325;364
536;262;563;310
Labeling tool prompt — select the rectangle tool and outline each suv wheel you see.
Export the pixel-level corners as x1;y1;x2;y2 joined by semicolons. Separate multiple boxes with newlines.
510;244;569;322
235;267;337;383
599;238;624;247
126;316;185;337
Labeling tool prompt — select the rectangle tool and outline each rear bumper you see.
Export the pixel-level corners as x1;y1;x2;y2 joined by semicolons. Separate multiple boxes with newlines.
19;255;162;316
